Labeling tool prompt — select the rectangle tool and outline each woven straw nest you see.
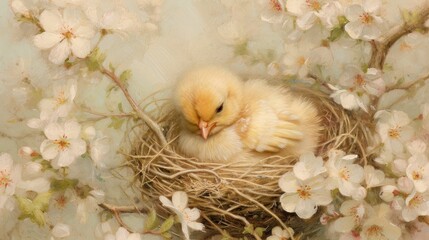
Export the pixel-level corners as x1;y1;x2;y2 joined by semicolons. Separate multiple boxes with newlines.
125;84;373;239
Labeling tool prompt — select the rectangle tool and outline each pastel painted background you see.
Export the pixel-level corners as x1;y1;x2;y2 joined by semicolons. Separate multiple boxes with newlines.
1;0;429;239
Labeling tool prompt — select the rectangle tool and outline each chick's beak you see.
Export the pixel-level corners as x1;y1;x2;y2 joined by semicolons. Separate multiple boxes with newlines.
198;119;216;140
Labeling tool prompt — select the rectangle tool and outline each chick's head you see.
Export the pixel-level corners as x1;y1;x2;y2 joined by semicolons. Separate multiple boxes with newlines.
174;66;244;139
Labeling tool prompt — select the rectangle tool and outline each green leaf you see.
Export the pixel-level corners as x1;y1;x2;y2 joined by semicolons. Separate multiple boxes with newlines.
32;209;46;226
109;62;116;73
86;47;106;71
159;216;175;233
33;191;52;212
328;26;344;42
118;102;124;113
108;116;125;129
119;70;132;85
254;227;265;237
16;192;52;227
161;231;172;239
16;196;34;215
144;208;159;231
242;224;254;235
50;178;78;192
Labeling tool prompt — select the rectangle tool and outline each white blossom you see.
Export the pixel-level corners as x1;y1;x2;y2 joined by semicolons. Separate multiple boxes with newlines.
267;226;294;240
286;0;326;30
279;172;332;219
338;67;385;97
0;153;21;210
379;185;398;202
344;0;384;40
39;80;77;118
406;157;429;193
260;0;290;25
360;216;401;240
328;84;368;112
333;200;365;233
364;165;385;188
159;191;204;240
376;110;414;155
293;152;326;181
402;191;429;222
40;120;86;168
104;227;140;240
326;150;365;199
33;8;95;64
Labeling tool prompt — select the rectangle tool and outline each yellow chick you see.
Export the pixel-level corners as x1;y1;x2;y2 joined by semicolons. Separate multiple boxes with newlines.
173;66;321;162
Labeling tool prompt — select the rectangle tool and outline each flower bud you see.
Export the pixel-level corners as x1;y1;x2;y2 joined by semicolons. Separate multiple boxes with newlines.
380;185;398;202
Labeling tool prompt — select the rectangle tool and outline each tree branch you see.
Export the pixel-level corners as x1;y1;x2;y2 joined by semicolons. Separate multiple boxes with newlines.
369;5;429;69
99;67;168;146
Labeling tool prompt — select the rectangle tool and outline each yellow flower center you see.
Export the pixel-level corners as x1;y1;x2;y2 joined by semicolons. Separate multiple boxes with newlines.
412;170;423;180
360;13;374;25
339;167;350;181
297;185;312;200
409;194;424;209
55;195;68;209
355;74;366;86
388;128;400;139
54;136;70;151
56;91;67;105
270;0;282;12
0;170;12;189
306;0;321;11
62;30;74;39
365;225;383;237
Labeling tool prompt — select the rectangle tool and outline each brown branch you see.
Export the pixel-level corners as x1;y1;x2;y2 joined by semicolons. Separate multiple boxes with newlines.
100;67;168;146
369;5;429;69
99;202;148;214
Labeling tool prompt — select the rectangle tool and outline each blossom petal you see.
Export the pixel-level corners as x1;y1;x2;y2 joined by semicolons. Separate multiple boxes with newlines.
49;40;71;64
44;122;63;140
115;227;129;239
52;223;71;238
64;121;81;139
0;153;13;172
345;5;364;22
33;32;64;50
334;216;356;233
57;150;76;167
280;193;298;213
159;196;174;209
279;172;298;193
172;191;188;211
345;21;364;39
295;199;317;219
187;221;204;231
63;8;82;28
296;12;318;30
69;139;87;156
39;9;62;32
40;140;59;160
74;25;95;38
184;208;201;221
70;38;91;58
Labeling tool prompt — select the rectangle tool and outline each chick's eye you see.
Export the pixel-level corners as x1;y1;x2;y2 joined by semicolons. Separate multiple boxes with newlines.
216;103;223;113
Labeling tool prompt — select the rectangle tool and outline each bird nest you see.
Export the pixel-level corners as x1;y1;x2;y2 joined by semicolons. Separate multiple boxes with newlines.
126;84;373;239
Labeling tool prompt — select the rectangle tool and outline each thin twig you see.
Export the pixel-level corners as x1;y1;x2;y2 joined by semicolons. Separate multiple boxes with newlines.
100;67;168;146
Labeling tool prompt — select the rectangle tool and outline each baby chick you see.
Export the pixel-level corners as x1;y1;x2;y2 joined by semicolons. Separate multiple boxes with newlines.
174;66;320;162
